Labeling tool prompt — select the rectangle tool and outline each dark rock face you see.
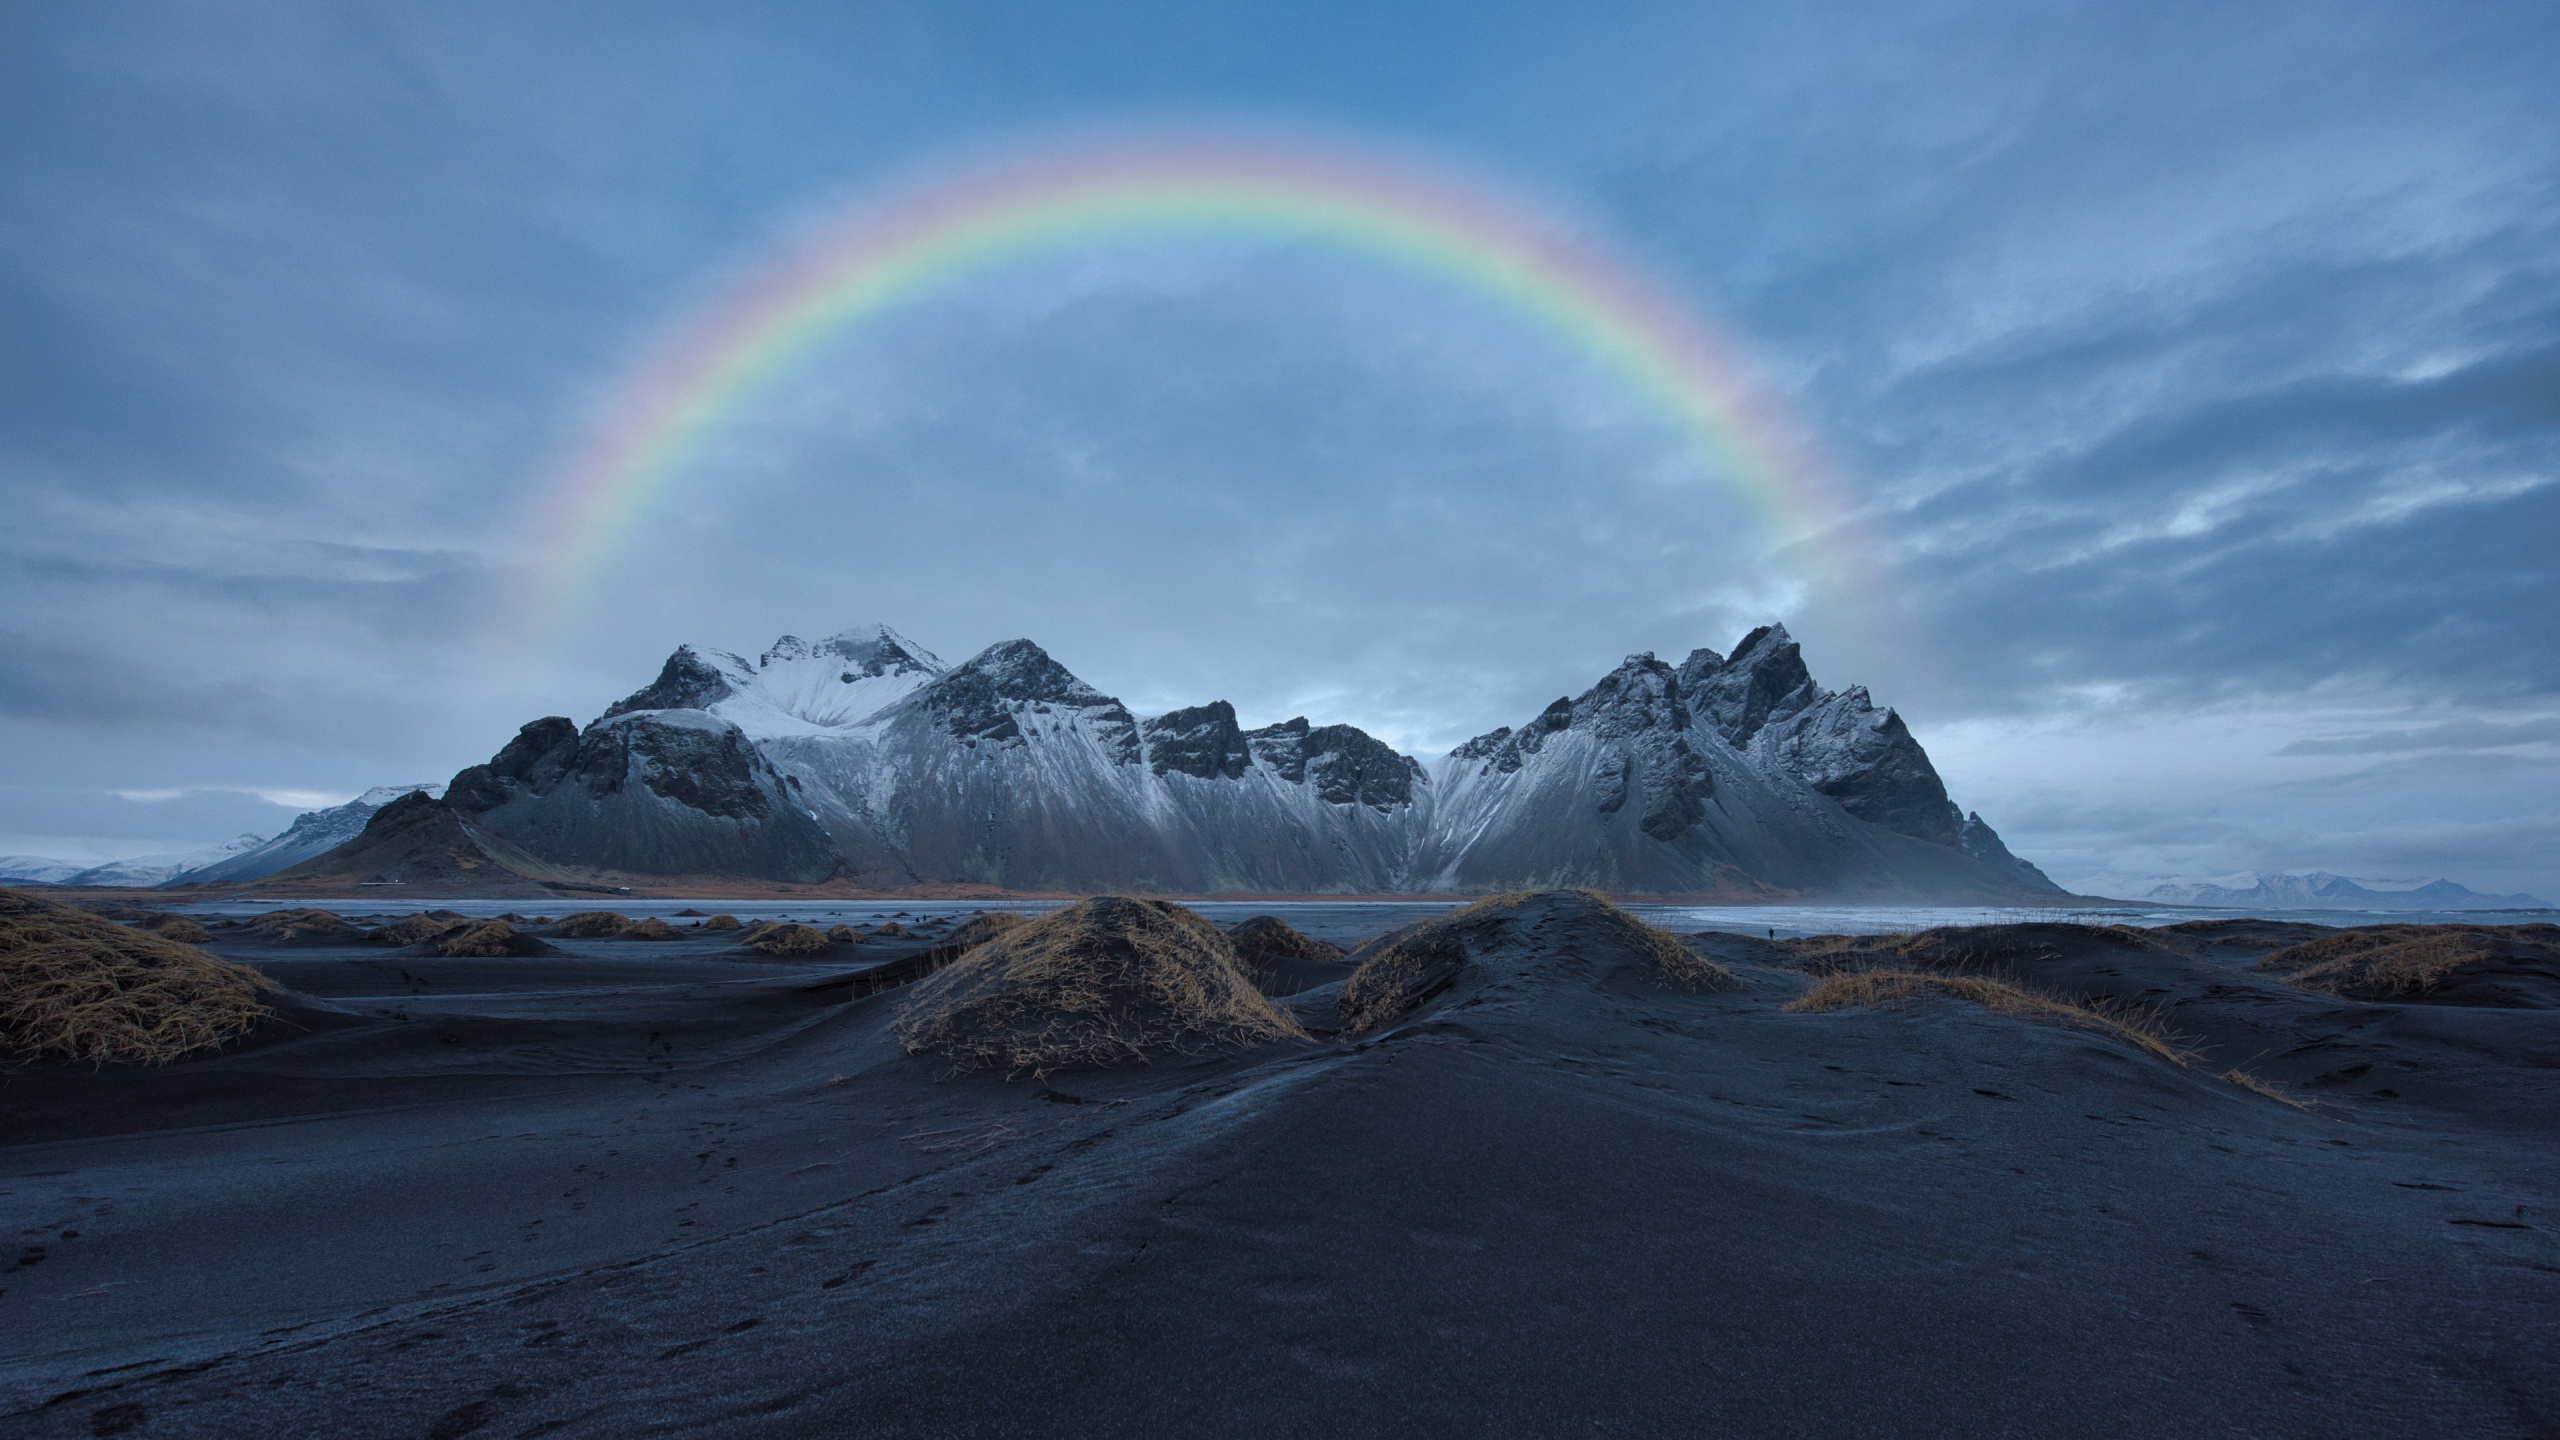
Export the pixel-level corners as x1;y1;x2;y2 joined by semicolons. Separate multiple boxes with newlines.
1753;687;1962;847
259;792;565;898
1959;812;2060;888
1144;702;1251;780
1244;717;1311;781
449;711;836;883
1303;725;1419;809
926;640;1140;762
762;628;933;678
1685;625;1821;747
595;646;733;725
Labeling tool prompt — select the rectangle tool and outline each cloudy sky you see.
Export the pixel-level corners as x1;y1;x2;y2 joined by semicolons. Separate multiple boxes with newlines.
4;0;2555;898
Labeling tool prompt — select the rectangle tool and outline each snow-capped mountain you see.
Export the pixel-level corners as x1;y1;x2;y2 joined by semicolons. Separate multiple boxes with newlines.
424;621;2063;898
2142;872;2548;911
0;856;86;884
61;834;269;888
169;784;446;885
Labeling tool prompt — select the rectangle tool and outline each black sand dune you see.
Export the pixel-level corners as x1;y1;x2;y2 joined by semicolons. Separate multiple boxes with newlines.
3;895;2555;1438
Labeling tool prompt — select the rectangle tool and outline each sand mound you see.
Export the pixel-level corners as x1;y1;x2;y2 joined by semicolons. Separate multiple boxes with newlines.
240;908;370;946
368;911;470;947
826;924;862;943
139;914;212;944
1342;891;1731;1033
872;921;909;938
625;917;683;941
1786;970;2191;1065
417;920;556;958
894;896;1306;1076
2256;925;2560;1004
552;911;632;938
1;888;275;1066
745;923;830;956
703;914;743;932
1228;916;1343;964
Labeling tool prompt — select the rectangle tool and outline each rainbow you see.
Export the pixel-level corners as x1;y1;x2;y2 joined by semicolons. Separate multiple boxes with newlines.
511;133;1876;651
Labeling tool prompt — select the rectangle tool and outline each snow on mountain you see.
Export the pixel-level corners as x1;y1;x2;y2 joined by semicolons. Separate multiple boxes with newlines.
0;856;85;884
595;624;947;740
2141;872;2549;910
418;621;2062;899
171;784;445;885
66;834;269;888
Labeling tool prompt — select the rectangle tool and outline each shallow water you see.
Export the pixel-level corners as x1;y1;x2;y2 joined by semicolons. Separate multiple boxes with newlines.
165;893;2557;948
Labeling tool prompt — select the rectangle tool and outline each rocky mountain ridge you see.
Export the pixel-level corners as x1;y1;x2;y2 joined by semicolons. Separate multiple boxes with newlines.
2142;871;2548;911
384;621;2065;899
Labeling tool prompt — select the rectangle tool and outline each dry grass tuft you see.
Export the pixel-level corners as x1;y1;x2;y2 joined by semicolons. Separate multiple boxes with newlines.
2220;1067;2310;1109
1340;890;1733;1033
1339;925;1471;1034
702;914;743;932
369;911;469;947
1567;891;1738;991
2256;928;2517;1000
241;908;369;945
894;896;1305;1077
746;923;830;956
552;910;632;938
1785;969;2192;1066
871;921;909;939
942;911;1030;953
826;923;862;943
625;917;683;941
1227;915;1344;964
2;887;274;1066
423;920;529;958
139;914;211;944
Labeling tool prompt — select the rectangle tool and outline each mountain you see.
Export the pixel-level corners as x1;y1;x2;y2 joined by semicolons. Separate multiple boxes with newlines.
169;784;444;885
2142;872;2549;911
410;621;2063;900
0;856;83;884
55;835;269;888
252;791;591;899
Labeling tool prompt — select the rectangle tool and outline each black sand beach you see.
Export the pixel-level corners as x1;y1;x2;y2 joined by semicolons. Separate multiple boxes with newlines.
5;895;2555;1438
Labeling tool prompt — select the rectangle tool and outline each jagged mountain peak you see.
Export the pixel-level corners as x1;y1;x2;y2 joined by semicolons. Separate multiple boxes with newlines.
1689;622;1825;748
759;623;945;678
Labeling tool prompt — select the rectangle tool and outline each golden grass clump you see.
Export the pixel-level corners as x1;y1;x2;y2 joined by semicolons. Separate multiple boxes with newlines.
894;896;1307;1077
825;923;863;943
1227;915;1344;964
369;911;469;946
871;921;910;939
423;920;526;958
625;917;683;941
1563;889;1737;991
241;908;369;945
1340;890;1733;1034
552;910;632;938
1;888;274;1066
1785;969;2192;1066
702;914;743;932
140;914;212;944
942;911;1029;952
2256;928;2510;1000
1339;925;1470;1034
746;923;830;956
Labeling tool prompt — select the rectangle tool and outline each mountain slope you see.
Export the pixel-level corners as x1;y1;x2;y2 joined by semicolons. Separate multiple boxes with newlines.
171;785;444;885
256;791;587;899
2144;872;2547;910
427;622;2062;899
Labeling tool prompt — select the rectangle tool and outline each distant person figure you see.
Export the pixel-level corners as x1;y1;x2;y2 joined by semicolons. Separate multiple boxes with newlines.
1768;928;1776;939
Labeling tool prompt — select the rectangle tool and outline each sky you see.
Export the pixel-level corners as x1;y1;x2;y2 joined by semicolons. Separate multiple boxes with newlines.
2;0;2556;898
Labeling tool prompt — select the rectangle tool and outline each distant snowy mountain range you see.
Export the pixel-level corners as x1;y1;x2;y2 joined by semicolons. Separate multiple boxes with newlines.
8;623;2071;899
272;621;2062;899
2140;872;2548;911
0;784;443;888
